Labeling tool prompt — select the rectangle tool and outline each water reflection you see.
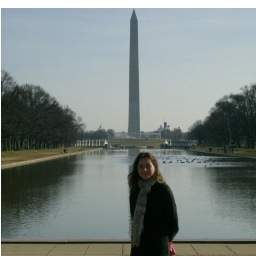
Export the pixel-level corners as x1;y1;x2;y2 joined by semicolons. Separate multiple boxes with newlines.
1;149;256;240
2;156;80;238
207;167;256;235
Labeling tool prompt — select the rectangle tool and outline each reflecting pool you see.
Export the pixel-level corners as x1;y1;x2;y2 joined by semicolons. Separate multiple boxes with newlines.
2;149;256;240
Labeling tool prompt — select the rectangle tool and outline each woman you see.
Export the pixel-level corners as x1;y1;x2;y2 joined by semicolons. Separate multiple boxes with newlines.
128;152;179;256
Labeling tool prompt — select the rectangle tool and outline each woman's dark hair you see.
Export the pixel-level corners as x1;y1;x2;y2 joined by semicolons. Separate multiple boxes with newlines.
128;152;164;192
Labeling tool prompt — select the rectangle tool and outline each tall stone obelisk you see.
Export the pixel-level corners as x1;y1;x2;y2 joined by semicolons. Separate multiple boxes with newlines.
128;10;140;137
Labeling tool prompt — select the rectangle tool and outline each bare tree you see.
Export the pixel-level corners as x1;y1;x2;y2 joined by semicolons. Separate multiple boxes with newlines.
1;71;86;151
188;83;256;148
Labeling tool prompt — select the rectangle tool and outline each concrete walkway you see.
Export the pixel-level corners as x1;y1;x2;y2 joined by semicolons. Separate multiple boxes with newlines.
2;242;256;256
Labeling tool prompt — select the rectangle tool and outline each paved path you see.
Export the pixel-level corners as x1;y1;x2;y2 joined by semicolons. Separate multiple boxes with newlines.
2;242;256;256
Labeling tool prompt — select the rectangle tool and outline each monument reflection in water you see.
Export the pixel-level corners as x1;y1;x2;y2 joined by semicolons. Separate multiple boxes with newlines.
2;149;256;240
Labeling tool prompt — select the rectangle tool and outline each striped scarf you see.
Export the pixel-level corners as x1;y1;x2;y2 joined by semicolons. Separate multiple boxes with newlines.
131;177;156;247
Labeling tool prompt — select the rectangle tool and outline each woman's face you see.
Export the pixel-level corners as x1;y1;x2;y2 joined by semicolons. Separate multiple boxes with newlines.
137;157;156;180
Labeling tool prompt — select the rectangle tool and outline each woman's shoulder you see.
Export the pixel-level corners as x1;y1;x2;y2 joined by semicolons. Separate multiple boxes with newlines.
153;182;176;204
154;181;170;187
153;181;171;193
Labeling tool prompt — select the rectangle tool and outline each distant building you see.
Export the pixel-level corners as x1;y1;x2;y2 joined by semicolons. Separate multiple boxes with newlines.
141;132;161;139
156;122;171;133
157;125;164;133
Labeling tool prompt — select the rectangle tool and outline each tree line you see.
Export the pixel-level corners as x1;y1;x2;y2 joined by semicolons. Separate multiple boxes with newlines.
1;70;86;151
187;83;256;149
2;70;255;151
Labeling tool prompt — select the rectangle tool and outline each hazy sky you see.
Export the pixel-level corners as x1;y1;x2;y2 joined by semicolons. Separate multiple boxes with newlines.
1;7;256;132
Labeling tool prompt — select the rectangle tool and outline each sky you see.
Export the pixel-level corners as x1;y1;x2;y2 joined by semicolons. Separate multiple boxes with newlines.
1;4;256;132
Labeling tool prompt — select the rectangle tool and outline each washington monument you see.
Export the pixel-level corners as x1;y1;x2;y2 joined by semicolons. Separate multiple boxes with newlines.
128;10;140;137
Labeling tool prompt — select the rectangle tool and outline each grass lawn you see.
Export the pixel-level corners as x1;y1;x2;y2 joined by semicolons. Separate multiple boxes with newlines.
108;138;164;148
2;140;255;167
192;146;256;158
1;147;88;165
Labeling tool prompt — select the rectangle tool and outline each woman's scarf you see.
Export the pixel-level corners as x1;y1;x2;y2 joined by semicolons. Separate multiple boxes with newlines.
131;177;156;247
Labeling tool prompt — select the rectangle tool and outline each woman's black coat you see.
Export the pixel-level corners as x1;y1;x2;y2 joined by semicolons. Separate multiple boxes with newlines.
129;182;179;256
